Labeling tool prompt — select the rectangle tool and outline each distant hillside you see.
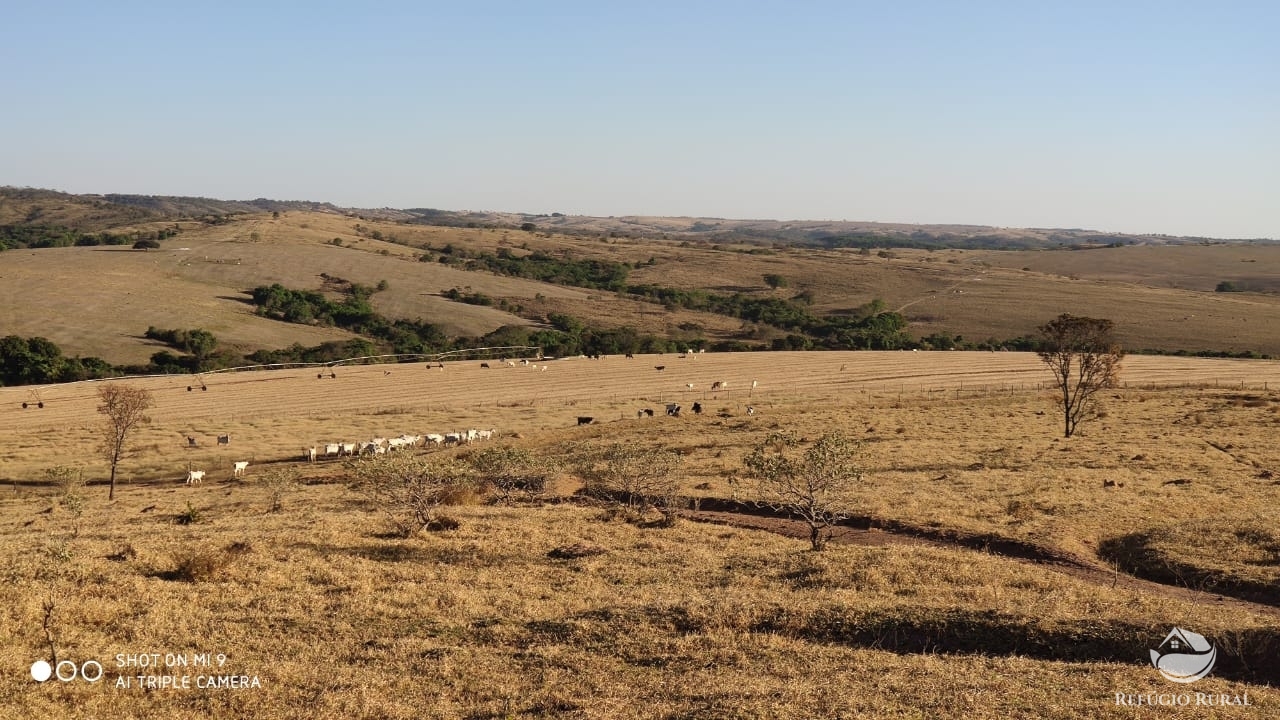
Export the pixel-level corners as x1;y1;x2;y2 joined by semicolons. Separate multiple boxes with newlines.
398;209;1277;250
5;187;1274;249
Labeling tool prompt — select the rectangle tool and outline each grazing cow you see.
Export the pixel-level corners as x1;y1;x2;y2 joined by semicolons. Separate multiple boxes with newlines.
655;365;665;371
185;470;205;485
644;408;655;417
341;442;357;456
444;432;463;445
477;429;494;441
686;383;695;390
481;362;490;368
577;416;594;426
306;447;317;462
217;434;230;446
665;403;680;417
324;443;341;458
747;406;756;415
186;436;197;448
233;461;249;478
383;370;392;376
710;381;726;391
692;402;703;415
625;353;635;358
506;360;516;367
425;433;445;446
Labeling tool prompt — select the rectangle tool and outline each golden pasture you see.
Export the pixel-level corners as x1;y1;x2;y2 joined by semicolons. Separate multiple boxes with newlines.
2;351;1279;718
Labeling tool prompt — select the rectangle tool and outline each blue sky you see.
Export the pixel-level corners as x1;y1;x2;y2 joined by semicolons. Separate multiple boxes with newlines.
2;1;1276;238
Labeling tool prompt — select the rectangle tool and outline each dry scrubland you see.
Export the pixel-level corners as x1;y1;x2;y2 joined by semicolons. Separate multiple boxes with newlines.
4;210;1280;365
2;352;1279;718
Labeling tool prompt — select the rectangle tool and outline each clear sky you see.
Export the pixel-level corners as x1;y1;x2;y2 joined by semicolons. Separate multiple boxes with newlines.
2;1;1276;238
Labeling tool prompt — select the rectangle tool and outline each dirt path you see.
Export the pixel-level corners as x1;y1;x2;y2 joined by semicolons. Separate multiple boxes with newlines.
682;508;1280;620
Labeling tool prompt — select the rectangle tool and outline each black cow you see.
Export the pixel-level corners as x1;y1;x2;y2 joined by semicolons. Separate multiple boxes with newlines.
480;362;490;368
577;416;594;426
665;404;680;417
692;402;703;415
643;408;655;417
654;365;665;371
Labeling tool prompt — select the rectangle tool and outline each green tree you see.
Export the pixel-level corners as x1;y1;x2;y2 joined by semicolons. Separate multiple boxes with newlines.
745;432;863;551
1036;314;1124;438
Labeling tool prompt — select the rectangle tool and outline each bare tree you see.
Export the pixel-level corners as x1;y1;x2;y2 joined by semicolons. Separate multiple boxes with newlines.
96;384;154;500
1036;314;1123;438
744;432;862;551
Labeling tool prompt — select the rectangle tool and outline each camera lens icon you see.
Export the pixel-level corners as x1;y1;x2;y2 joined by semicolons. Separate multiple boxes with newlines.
31;659;103;683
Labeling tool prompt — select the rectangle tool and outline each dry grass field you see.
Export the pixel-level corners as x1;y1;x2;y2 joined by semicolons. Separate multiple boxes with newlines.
5;205;1280;365
2;352;1279;717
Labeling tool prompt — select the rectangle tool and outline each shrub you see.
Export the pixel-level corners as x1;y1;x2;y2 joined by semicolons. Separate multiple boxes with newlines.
467;446;553;503
132;239;160;250
573;443;683;519
175;502;201;525
745;431;863;551
258;467;298;513
350;454;474;537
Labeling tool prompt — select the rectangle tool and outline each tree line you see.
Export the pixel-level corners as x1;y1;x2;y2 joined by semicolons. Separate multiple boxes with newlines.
0;224;179;251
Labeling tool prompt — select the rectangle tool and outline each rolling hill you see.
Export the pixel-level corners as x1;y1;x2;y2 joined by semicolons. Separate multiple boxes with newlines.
2;187;1279;367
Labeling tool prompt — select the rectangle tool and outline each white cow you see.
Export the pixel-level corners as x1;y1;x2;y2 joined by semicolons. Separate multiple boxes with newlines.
305;447;317;462
232;461;249;478
477;429;495;441
341;442;357;456
185;470;205;485
425;433;445;446
324;443;341;458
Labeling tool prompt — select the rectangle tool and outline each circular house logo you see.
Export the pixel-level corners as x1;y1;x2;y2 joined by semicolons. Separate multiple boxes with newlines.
1151;627;1217;683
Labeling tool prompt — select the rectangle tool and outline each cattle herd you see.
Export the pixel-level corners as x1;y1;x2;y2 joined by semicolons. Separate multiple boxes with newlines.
182;429;498;485
306;429;498;463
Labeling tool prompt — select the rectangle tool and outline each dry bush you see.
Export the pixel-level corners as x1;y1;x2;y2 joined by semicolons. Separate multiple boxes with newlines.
349;453;475;537
258;466;299;513
572;442;683;518
466;445;553;503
